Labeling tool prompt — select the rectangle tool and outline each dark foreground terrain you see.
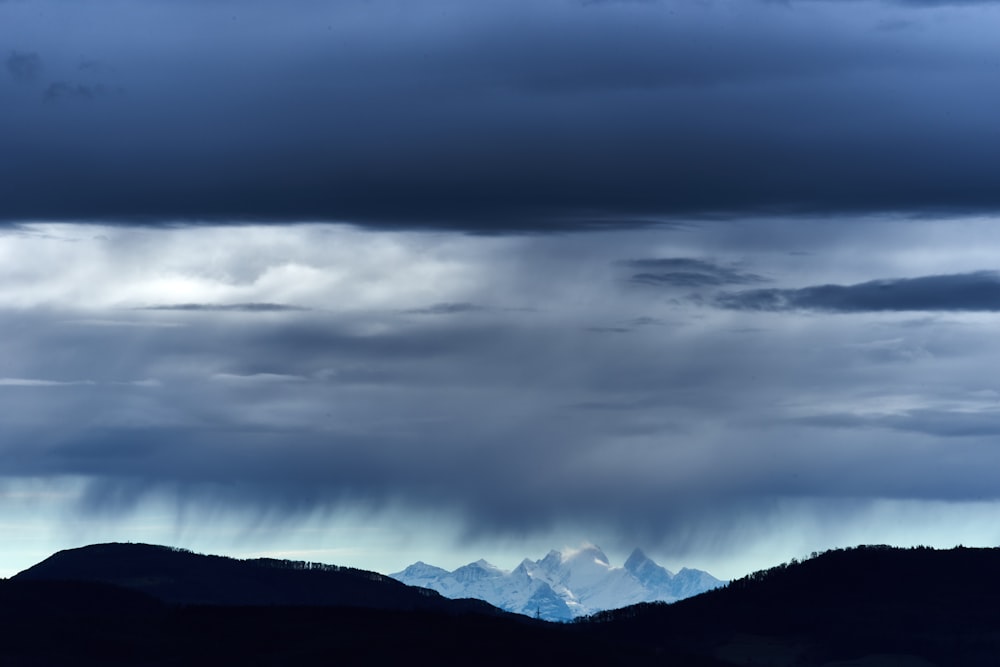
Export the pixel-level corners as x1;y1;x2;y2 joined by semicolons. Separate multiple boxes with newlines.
6;542;1000;665
0;579;670;666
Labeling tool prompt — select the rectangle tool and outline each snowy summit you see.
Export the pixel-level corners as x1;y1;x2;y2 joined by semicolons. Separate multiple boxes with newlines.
391;544;724;621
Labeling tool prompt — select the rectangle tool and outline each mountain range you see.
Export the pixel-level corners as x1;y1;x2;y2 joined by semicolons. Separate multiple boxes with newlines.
391;543;724;621
7;542;1000;665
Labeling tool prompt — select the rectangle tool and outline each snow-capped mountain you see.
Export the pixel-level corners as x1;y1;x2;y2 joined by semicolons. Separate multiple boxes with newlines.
390;544;725;622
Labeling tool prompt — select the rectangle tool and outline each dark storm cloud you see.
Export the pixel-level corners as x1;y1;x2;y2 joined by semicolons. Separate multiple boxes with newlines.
2;0;1000;229
626;258;767;287
718;271;1000;312
5;50;40;83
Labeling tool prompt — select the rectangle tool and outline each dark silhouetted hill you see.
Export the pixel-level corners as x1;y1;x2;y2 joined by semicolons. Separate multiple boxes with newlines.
1;577;705;666
13;542;497;614
582;544;1000;666
0;578;169;666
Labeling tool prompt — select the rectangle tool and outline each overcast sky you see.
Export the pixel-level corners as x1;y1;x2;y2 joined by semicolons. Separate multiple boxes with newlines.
4;0;1000;579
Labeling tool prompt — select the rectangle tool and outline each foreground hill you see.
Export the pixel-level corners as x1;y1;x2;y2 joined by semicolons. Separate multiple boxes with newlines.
13;542;497;614
1;578;713;666
584;544;1000;666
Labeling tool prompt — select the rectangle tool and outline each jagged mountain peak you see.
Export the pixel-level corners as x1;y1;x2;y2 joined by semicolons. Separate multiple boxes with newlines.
625;548;675;590
540;549;563;567
563;543;611;567
625;547;650;569
398;560;449;576
390;545;724;622
460;558;499;571
451;559;504;584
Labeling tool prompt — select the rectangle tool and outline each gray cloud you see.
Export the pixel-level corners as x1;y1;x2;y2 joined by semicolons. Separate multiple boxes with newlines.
890;0;1000;5
0;377;96;387
43;81;121;103
5;50;40;83
138;303;308;313
717;271;1000;312
627;316;665;326
627;258;767;288
585;326;631;333
790;0;1000;6
796;409;1000;438
403;302;485;315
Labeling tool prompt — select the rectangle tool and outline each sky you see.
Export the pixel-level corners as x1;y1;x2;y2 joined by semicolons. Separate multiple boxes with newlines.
3;0;1000;580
